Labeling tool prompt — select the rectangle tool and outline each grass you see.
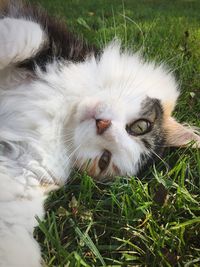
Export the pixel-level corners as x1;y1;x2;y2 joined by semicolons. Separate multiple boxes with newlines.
31;0;200;266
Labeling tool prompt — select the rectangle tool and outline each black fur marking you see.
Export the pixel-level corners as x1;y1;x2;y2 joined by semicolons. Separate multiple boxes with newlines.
138;97;166;173
141;138;152;149
140;98;163;120
0;0;98;71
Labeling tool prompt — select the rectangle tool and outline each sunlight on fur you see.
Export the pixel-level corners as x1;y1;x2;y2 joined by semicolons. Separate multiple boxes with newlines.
0;1;199;267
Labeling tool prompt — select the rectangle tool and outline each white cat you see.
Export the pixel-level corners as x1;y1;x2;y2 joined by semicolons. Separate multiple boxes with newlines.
0;1;199;266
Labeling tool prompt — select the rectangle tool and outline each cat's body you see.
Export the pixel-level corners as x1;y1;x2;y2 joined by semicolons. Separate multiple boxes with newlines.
0;1;199;266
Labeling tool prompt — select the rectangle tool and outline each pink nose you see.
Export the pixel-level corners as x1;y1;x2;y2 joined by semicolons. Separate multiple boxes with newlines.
96;119;111;135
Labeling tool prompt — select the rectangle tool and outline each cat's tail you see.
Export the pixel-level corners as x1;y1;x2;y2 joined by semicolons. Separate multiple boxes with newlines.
0;0;96;71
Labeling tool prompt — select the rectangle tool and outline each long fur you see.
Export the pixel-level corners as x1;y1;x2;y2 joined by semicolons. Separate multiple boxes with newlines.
0;0;96;70
0;1;199;266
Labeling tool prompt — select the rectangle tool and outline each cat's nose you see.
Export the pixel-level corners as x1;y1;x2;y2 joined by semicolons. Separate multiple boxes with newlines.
96;119;111;135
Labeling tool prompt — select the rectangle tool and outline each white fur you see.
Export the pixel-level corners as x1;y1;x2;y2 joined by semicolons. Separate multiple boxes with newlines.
0;18;46;69
0;17;179;266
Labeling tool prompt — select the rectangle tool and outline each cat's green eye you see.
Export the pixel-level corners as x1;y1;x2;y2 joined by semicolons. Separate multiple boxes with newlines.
126;119;152;136
99;150;111;172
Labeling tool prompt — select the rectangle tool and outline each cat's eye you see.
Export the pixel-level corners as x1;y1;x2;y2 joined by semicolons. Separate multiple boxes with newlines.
126;119;152;136
98;150;111;172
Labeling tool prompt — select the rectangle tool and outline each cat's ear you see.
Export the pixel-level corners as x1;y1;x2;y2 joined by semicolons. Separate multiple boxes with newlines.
164;117;200;147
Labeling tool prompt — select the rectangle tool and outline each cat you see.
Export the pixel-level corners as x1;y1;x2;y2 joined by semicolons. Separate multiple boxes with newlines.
0;1;199;266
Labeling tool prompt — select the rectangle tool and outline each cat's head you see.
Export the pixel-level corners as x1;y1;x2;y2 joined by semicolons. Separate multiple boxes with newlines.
63;43;199;181
43;43;197;182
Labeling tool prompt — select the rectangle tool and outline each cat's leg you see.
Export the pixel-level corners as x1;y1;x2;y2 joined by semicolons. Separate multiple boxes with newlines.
0;222;42;267
0;168;45;267
0;18;46;70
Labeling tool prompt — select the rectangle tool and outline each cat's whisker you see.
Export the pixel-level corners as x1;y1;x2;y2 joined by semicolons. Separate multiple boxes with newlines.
62;133;75;139
75;155;88;174
38;169;52;185
62;139;74;145
63;151;83;186
59;131;74;136
71;150;82;170
36;141;79;185
171;61;191;73
149;148;170;172
48;144;82;185
60;133;73;138
117;72;147;102
161;53;183;65
116;52;150;101
62;149;82;181
66;144;81;162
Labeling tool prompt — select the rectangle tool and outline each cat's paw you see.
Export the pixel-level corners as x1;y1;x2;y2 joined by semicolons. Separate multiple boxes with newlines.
0;18;46;69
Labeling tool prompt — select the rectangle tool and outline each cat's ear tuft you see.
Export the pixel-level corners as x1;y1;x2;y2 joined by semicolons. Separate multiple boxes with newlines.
164;117;200;147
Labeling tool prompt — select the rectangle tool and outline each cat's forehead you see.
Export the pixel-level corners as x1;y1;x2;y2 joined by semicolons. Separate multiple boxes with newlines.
124;95;163;123
44;43;179;117
95;43;180;115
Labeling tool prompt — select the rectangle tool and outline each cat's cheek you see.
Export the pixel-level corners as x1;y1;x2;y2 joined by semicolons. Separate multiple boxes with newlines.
85;157;99;177
73;120;97;147
73;157;97;178
112;163;120;175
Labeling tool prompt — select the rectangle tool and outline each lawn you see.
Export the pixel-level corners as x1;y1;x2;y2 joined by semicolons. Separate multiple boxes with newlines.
31;0;200;266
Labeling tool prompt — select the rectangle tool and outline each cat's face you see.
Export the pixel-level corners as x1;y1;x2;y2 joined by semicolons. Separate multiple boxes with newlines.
64;44;180;180
58;44;199;181
34;43;200;183
73;94;165;180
